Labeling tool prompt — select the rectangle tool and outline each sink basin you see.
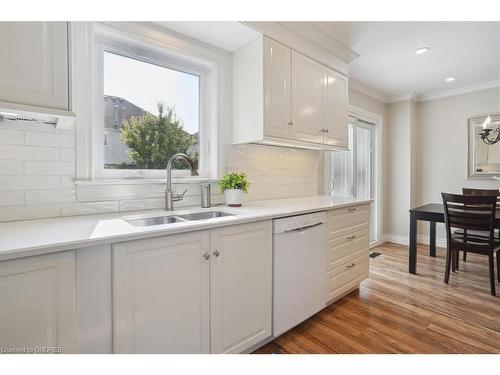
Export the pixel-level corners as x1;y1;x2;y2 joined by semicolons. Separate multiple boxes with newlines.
175;211;234;221
125;210;234;227
126;215;187;227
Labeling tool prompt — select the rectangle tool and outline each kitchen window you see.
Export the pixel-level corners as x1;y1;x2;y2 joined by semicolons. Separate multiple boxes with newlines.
92;26;219;180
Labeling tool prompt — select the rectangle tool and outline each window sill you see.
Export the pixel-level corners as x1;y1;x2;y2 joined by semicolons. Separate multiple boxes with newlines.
75;177;220;186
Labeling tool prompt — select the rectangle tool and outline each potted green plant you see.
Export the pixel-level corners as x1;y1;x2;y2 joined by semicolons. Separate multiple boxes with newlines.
219;172;250;207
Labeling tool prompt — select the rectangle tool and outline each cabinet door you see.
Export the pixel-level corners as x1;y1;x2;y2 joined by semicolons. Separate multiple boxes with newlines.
113;231;210;354
263;37;292;139
210;221;272;354
291;50;324;144
323;67;349;148
0;251;76;353
0;22;69;110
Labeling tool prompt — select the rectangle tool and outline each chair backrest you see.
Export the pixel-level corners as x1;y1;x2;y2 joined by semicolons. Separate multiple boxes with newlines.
462;188;500;197
441;193;497;245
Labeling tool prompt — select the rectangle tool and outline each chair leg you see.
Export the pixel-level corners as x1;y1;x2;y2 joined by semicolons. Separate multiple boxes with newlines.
496;250;500;283
444;247;451;284
456;250;460;270
488;253;496;296
463;251;467;262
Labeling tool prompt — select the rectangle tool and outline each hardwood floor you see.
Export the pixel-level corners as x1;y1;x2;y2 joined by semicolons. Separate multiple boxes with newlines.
255;242;500;354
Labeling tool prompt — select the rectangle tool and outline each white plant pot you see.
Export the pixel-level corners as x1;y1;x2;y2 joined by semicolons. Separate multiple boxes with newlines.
225;189;243;207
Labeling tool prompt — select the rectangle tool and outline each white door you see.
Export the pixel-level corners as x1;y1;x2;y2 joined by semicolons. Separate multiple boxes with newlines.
0;251;77;353
113;231;210;353
263;37;292;139
0;22;69;110
210;221;272;354
323;68;349;148
291;50;324;144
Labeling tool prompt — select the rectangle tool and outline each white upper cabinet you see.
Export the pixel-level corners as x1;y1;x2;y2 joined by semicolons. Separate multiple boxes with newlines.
210;221;272;354
0;251;77;353
323;67;349;148
291;50;324;144
264;37;292;139
233;35;349;150
113;232;210;354
0;22;69;110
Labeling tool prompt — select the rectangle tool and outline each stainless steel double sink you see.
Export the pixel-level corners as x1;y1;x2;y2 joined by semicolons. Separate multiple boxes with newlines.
126;210;234;227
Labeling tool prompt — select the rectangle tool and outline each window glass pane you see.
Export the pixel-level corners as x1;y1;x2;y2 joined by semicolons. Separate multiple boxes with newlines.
331;124;354;198
355;123;373;200
103;51;200;170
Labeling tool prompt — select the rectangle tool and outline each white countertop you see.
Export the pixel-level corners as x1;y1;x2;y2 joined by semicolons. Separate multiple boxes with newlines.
0;195;371;261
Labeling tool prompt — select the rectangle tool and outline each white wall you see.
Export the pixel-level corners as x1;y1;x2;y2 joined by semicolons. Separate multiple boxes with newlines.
415;87;500;239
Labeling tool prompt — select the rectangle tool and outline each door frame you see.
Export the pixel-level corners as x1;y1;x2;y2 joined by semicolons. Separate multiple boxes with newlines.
322;105;383;247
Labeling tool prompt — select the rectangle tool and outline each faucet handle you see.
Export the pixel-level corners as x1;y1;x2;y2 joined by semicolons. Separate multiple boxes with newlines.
177;188;188;199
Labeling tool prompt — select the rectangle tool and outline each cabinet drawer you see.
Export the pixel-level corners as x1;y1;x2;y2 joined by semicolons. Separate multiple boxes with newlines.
327;253;369;303
327;228;369;271
327;204;369;239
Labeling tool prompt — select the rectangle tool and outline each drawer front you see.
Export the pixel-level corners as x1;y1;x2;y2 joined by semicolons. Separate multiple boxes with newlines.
328;204;369;239
327;253;369;303
327;228;369;271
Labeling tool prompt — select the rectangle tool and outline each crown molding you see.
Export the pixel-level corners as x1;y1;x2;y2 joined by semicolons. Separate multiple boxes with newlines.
387;92;421;103
349;79;389;103
417;79;500;102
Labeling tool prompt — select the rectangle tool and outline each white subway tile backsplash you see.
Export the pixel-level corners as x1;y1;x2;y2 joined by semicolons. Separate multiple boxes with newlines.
60;148;76;162
0;204;60;222
61;201;119;216
25;161;75;176
25;132;75;148
0;160;23;175
0;128;24;145
0;145;60;161
0;176;61;191
119;198;165;212
25;189;76;205
0;191;25;207
61;176;75;188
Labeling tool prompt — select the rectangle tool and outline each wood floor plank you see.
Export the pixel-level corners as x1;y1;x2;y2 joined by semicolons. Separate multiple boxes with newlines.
254;243;500;354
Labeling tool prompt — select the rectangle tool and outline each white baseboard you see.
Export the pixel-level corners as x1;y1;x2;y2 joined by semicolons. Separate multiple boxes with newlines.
382;233;447;248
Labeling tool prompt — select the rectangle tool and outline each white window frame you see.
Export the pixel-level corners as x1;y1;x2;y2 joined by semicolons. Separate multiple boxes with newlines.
93;26;217;180
323;105;383;247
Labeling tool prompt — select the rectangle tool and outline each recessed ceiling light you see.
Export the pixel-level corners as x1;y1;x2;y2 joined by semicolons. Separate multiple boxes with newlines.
445;77;457;82
415;47;430;55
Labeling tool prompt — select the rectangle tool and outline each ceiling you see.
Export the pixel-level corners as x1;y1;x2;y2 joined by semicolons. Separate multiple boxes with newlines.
308;21;500;98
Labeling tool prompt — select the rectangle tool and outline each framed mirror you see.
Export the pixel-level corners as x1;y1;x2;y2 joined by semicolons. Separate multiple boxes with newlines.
468;113;500;178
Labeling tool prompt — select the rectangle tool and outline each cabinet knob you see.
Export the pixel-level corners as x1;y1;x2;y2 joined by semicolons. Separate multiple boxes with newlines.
347;207;356;212
347;235;356;240
346;263;356;269
203;252;210;260
288;121;293;126
213;250;220;257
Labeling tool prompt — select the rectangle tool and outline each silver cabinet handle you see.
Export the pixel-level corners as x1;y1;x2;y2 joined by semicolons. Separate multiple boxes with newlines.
347;235;356;240
203;252;210;260
347;207;356;212
213;250;220;257
288;121;293;126
346;263;356;269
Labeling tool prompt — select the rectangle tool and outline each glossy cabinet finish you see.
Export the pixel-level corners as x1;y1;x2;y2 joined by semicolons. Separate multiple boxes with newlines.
210;221;272;354
323;67;349;148
264;37;292;139
291;50;324;144
113;231;210;354
0;22;69;110
0;251;76;353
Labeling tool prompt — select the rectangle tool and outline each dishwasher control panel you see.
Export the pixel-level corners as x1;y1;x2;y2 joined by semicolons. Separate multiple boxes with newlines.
273;211;327;234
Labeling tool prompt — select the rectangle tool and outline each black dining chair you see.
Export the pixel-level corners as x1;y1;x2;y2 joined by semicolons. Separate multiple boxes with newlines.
459;188;500;282
442;193;498;296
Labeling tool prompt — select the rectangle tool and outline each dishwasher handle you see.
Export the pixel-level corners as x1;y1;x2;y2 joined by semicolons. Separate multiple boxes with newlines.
283;222;324;233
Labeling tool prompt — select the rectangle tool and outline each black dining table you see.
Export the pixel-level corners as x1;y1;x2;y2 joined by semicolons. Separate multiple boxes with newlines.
409;203;500;274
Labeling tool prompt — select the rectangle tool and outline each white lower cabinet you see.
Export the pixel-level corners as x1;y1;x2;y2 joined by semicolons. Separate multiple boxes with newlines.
0;251;77;353
210;221;272;354
112;220;273;354
113;231;210;354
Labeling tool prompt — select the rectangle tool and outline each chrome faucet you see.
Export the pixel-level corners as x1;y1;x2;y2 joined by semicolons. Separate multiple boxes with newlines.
165;153;198;210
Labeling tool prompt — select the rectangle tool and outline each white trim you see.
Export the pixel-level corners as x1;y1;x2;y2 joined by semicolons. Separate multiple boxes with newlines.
349;79;389;103
387;92;420;103
417;79;500;102
383;233;447;249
